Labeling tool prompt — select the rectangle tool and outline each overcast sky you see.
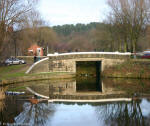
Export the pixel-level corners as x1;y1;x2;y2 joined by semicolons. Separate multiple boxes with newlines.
38;0;109;26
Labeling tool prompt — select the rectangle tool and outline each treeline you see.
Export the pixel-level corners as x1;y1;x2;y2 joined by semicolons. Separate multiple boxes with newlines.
52;22;102;52
53;22;98;36
52;0;150;53
105;0;150;53
52;22;150;53
2;21;150;59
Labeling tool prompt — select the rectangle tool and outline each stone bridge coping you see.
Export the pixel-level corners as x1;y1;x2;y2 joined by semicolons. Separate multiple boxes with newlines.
25;57;49;74
47;52;131;57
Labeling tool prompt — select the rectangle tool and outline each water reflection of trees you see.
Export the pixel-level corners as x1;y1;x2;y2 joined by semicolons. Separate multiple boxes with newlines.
95;100;150;126
15;102;55;126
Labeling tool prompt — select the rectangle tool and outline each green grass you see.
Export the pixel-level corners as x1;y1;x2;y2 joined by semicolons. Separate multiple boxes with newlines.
0;65;27;79
2;72;26;79
0;64;24;72
0;65;74;80
7;86;27;91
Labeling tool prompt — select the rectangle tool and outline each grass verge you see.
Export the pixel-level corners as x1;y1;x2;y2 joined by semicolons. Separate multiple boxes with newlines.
0;65;27;79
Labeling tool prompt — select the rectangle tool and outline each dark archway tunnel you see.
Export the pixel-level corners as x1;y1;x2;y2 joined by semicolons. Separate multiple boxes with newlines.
76;61;102;92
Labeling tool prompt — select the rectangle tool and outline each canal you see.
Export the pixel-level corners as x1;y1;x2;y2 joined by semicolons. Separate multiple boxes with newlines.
0;77;150;126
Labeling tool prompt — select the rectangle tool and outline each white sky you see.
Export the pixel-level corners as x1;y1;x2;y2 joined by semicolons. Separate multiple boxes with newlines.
37;0;109;26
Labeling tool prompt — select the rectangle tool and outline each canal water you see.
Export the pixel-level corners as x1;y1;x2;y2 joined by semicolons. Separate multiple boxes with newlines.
0;77;150;126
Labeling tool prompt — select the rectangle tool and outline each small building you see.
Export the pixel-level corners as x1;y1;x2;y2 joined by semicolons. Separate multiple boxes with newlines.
28;44;44;56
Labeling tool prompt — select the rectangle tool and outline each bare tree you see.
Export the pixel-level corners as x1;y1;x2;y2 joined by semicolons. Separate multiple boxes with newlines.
107;0;150;52
0;0;38;58
15;10;59;56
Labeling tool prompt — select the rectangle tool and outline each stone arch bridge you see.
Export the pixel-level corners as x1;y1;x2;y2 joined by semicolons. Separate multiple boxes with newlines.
26;52;131;74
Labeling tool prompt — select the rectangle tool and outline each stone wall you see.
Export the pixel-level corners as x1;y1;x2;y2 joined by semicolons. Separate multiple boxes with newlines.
49;55;125;73
102;59;124;71
49;59;76;72
29;59;49;74
26;53;129;74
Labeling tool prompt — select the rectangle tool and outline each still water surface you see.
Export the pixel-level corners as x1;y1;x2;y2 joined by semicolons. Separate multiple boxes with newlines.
0;77;150;126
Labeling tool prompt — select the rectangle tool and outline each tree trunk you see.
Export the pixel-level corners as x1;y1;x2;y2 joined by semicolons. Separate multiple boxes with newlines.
119;41;122;52
0;22;6;56
124;41;127;52
132;40;136;53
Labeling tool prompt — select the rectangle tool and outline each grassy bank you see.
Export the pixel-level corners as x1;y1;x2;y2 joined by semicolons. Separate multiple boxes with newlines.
0;65;75;85
0;65;28;79
102;59;150;79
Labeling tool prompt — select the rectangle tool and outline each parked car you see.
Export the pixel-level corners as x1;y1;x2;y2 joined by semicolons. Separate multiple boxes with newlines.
5;58;26;65
141;53;150;59
140;51;150;59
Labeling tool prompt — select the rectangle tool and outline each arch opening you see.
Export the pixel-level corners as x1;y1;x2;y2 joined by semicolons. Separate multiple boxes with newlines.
76;61;102;92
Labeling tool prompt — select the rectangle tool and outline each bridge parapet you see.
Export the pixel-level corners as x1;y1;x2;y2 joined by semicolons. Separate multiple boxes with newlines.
48;52;131;60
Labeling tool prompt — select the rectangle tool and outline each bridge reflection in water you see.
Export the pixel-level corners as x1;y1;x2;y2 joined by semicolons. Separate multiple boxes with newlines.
2;77;150;125
23;76;150;101
48;78;128;100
